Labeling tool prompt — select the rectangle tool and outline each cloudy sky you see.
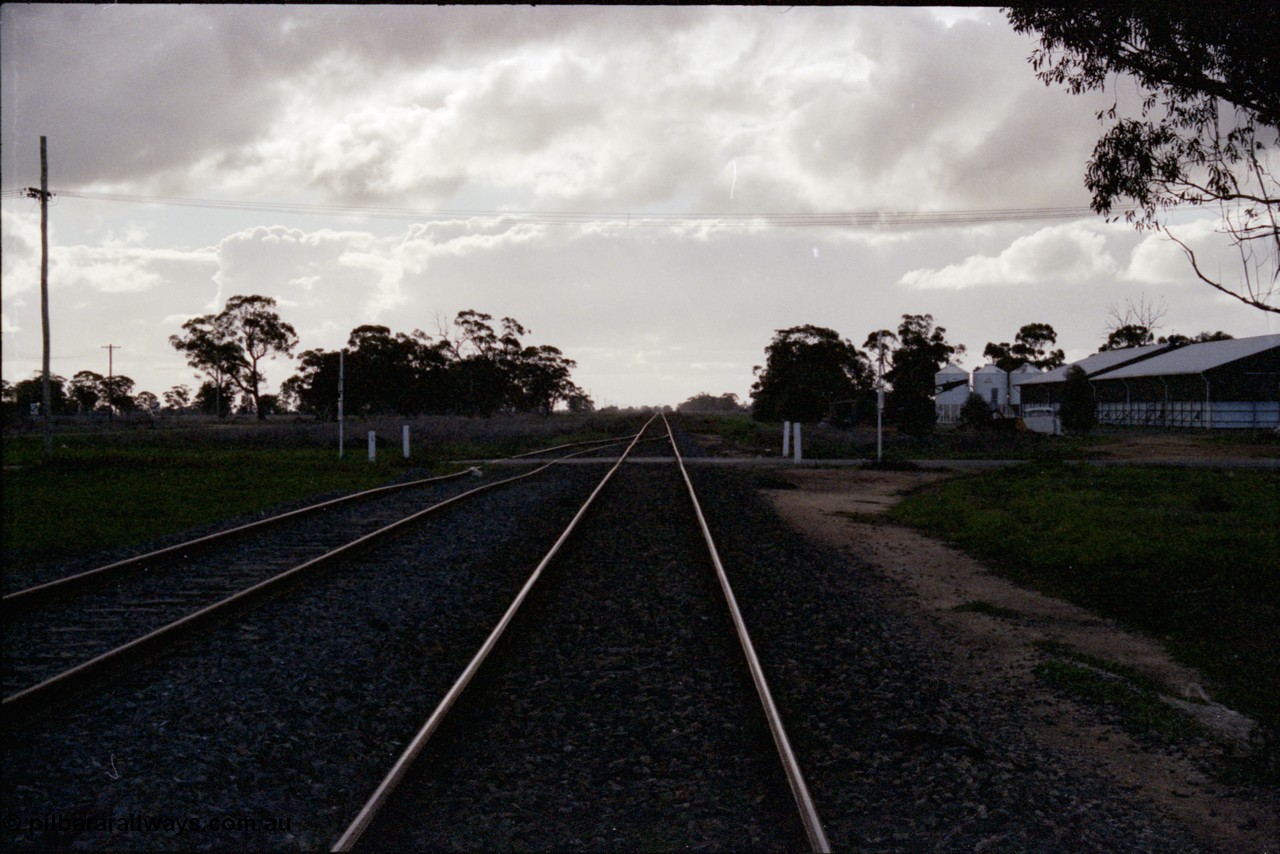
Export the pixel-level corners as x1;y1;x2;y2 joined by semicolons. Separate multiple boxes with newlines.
3;5;1276;408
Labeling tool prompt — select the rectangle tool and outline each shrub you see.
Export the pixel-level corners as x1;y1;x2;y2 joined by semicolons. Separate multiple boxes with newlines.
959;393;994;430
1058;365;1096;435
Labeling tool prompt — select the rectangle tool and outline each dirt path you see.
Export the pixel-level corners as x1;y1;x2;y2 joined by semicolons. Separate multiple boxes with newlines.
761;467;1278;853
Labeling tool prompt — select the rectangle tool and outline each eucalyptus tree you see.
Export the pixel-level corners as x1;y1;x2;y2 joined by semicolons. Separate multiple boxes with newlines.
170;295;298;420
1008;5;1279;313
750;325;871;423
68;370;105;414
983;323;1065;371
883;314;964;436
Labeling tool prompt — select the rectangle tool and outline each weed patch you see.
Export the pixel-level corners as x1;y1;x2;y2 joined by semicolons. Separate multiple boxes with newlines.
1033;659;1206;743
890;463;1280;731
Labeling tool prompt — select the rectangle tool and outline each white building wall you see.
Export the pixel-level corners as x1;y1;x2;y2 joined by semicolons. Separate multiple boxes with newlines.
972;366;1009;413
934;364;970;423
1009;364;1042;409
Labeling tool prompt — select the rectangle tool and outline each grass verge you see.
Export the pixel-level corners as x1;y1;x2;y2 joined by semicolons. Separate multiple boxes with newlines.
889;462;1280;733
1033;658;1206;743
2;416;628;564
2;447;411;562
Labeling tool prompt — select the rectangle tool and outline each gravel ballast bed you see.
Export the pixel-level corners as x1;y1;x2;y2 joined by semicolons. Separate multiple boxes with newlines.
3;472;497;693
357;459;809;850
4;438;1203;851
685;464;1201;851
3;464;606;850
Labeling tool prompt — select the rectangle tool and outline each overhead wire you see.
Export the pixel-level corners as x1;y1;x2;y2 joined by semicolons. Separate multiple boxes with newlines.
0;188;1142;228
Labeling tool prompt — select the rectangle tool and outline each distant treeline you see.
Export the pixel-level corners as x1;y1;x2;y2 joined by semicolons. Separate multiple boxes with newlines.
2;299;591;424
284;311;592;418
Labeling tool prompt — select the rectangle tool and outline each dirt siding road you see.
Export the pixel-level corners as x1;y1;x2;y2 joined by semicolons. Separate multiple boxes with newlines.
761;466;1279;853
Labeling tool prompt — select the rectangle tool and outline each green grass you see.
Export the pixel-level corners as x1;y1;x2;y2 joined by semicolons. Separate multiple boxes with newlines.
890;463;1280;731
1033;658;1206;743
3;446;413;562
2;416;628;565
1032;639;1184;699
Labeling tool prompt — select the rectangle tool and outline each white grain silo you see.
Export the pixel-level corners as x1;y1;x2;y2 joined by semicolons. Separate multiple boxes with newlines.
1008;364;1042;412
972;364;1009;414
934;363;970;424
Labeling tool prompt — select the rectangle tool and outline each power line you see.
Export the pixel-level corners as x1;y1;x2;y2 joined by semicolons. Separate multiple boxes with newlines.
0;188;1147;228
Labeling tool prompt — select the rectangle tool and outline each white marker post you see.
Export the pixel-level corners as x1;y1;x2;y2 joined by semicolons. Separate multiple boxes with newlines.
782;420;791;457
402;425;410;459
368;431;376;462
793;422;802;463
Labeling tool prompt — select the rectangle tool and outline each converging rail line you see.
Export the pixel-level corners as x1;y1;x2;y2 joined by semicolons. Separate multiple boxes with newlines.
2;434;638;607
1;434;643;718
334;414;829;852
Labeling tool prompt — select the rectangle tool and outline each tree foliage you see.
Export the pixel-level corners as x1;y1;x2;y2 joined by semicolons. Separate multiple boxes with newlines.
884;314;964;436
1007;4;1279;313
102;375;137;414
68;370;105;414
12;372;70;416
983;322;1066;371
194;380;234;418
749;325;871;423
1059;364;1097;435
169;294;299;420
134;391;160;413
1158;330;1233;346
677;392;745;413
960;392;995;430
163;385;192;412
284;311;588;419
1100;324;1155;352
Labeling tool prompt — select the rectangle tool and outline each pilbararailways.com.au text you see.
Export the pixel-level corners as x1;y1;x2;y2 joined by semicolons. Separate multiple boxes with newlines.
11;812;292;835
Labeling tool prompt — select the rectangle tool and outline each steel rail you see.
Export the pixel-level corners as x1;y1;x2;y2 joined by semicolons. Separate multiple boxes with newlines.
2;468;476;609
4;431;647;609
330;415;660;852
500;433;655;460
2;438;637;720
661;413;831;853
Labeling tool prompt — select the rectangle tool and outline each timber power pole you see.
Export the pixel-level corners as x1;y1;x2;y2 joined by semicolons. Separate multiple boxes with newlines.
102;344;121;426
28;137;54;456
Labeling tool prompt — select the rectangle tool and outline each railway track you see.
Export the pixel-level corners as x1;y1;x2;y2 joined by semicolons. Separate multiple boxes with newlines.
2;419;1206;852
335;414;829;851
2;434;643;716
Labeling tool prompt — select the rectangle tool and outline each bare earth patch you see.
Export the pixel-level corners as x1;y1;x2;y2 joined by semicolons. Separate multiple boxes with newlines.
761;466;1278;853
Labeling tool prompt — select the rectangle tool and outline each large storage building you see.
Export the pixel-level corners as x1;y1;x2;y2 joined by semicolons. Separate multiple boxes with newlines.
1016;334;1279;432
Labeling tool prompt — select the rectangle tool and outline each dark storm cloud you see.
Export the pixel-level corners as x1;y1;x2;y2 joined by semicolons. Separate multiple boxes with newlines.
0;4;702;190
3;5;1104;212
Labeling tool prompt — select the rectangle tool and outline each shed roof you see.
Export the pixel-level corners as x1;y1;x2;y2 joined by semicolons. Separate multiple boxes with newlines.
1092;334;1279;380
1018;343;1170;386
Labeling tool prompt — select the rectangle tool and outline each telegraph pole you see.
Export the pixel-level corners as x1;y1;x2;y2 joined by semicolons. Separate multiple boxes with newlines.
876;333;886;463
31;137;53;456
338;349;345;458
102;344;121;426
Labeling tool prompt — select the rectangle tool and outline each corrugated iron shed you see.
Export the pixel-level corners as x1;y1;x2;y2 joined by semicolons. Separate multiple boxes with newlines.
1092;334;1280;380
1018;343;1171;385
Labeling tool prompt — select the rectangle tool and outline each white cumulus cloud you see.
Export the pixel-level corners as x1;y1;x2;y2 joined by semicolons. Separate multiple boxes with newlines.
897;222;1121;290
